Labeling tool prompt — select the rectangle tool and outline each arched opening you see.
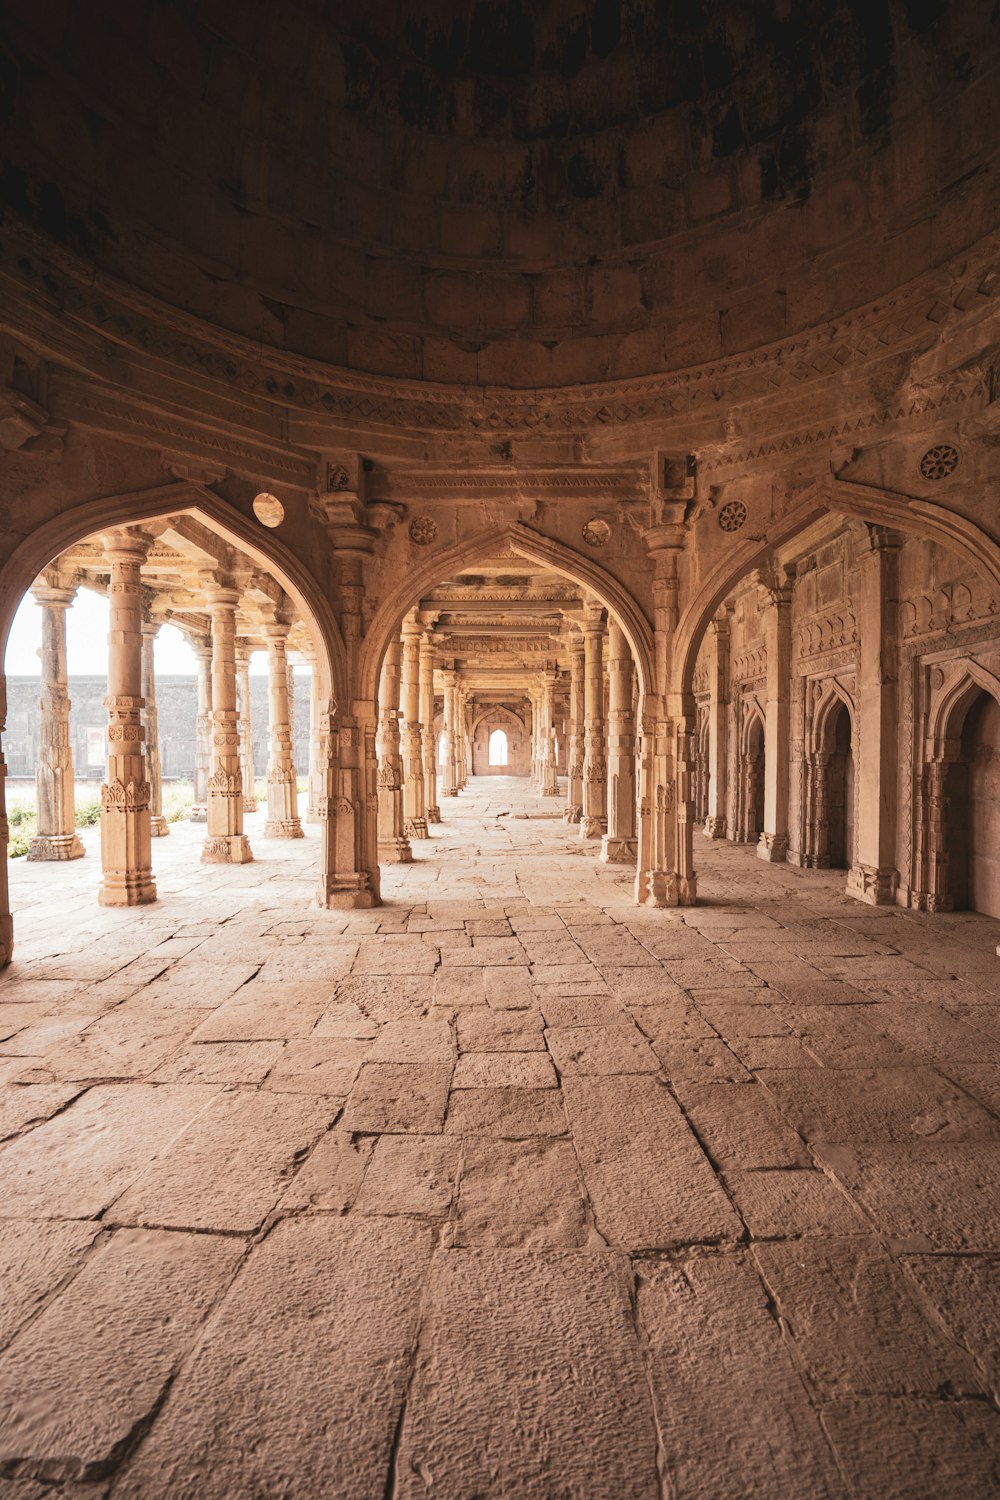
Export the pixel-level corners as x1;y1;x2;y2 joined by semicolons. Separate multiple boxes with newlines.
0;489;352;963
488;729;509;767
825;701;855;871
742;715;765;844
358;524;656;900
945;690;1000;917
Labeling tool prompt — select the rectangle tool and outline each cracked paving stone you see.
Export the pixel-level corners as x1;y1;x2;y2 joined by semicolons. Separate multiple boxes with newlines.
0;1228;242;1483
725;1170;870;1239
813;1141;1000;1251
758;1065;1000;1144
821;1397;1000;1500
353;1135;460;1216
676;1082;810;1170
453;1051;557;1088
341;1063;453;1134
637;1253;849;1499
448;1138;588;1248
279;1128;375;1213
563;1075;742;1249
545;1023;659;1075
0;1084;81;1142
113;1218;434;1499
456;1009;545;1051
900;1255;1000;1401
108;1091;336;1232
443;1087;568;1138
0;1220;101;1350
395;1249;660;1499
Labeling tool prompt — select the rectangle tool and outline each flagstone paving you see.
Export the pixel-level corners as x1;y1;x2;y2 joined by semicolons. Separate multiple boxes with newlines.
1;780;999;1496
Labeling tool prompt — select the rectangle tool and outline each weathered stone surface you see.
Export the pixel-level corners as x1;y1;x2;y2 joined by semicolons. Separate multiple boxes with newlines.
444;1086;568;1138
449;1139;589;1247
342;1063;453;1134
0;1228;241;1482
353;937;438;975
546;1024;659;1075
756;1242;980;1396
563;1076;742;1248
814;1142;1000;1251
109;1092;335;1232
759;1066;1000;1144
677;1082;810;1170
0;1084;81;1141
19;1008;204;1083
453;1051;557;1088
367;1018;453;1065
263;1038;369;1094
152;1040;283;1084
901;1256;1000;1401
727;1170;869;1238
191;983;333;1041
279;1128;375;1213
0;1219;100;1350
653;1036;753;1084
456;1009;545;1051
115;1219;434;1498
0;1084;217;1220
822;1397;1000;1500
396;1250;660;1499
354;1135;460;1216
637;1253;848;1499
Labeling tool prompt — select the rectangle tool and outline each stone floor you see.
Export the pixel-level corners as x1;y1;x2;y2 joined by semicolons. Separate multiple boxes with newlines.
1;778;999;1497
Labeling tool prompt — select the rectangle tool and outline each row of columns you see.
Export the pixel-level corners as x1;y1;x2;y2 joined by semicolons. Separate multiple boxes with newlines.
25;532;311;904
559;609;638;863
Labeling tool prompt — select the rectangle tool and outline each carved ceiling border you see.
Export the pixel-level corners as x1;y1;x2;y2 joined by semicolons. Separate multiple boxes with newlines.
1;212;997;438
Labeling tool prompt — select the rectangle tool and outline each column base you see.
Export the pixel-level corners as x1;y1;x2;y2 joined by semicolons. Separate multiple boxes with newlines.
264;818;305;839
442;788;458;798
150;815;170;838
318;873;380;909
306;810;321;825
541;785;561;797
756;832;789;863
0;913;12;966
201;834;254;864
634;868;679;907
243;796;259;814
704;816;727;839
427;804;441;823
404;817;429;840
189;805;208;824
600;835;638;864
580;815;607;839
379;837;413;863
848;863;899;906
99;868;157;905
564;805;582;824
27;832;85;861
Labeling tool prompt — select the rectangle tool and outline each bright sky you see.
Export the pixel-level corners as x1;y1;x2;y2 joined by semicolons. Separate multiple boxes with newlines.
4;589;301;677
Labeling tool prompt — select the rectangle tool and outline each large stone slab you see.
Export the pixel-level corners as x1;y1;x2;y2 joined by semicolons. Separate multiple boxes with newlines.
814;1141;1000;1251
637;1253;848;1499
0;1084;81;1142
822;1397;1000;1500
449;1138;589;1247
759;1066;1000;1144
901;1255;1000;1401
677;1082;810;1170
0;1084;217;1220
563;1076;742;1248
546;1024;659;1075
109;1091;335;1232
115;1218;434;1499
444;1086;568;1138
341;1063;453;1133
453;1051;557;1088
0;1219;100;1350
0;1228;241;1482
395;1249;660;1499
354;1135;460;1217
726;1170;869;1239
190;983;333;1041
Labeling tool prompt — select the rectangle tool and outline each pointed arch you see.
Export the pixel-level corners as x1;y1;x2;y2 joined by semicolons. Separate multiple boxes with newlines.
358;522;654;705
930;661;1000;752
811;679;857;753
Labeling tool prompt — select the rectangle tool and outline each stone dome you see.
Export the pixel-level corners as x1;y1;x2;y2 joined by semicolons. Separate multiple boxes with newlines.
1;0;997;386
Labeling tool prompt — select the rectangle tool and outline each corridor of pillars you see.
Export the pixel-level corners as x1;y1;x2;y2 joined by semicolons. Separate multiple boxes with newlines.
12;525;321;908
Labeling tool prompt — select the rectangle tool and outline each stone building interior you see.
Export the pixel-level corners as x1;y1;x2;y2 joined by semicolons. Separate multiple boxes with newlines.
0;0;999;1494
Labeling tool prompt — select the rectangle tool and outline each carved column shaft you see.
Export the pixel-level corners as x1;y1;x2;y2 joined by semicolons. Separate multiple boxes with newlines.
100;536;156;905
704;611;731;839
190;639;212;821
203;586;253;864
580;607;607;839
757;573;794;864
235;645;258;813
538;673;559;796
420;632;440;823
400;618;428;838
0;683;11;963
306;655;322;824
141;621;169;838
441;671;458;797
564;636;584;823
28;584;84;861
850;529;901;905
264;625;304;839
377;639;413;861
601;619;637;861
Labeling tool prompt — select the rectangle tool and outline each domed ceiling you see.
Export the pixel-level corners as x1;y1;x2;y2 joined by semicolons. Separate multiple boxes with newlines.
0;0;996;386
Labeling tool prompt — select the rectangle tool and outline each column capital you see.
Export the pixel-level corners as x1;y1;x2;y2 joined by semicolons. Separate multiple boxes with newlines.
583;602;605;634
203;581;241;611
401;611;423;641
30;581;77;610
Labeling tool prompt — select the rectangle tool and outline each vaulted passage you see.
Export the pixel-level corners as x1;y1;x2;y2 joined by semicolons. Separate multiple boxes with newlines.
2;778;999;1494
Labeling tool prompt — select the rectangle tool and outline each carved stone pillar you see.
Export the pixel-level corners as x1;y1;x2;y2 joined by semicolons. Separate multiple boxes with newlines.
455;685;469;791
202;584;253;864
757;568;794;863
704;608;731;838
441;670;458;797
400;615;428;838
580;605;608;839
849;527;901;904
264;623;303;839
0;683;11;963
28;580;84;861
601;619;637;862
235;644;258;813
140;616;169;837
189;636;212;822
377;638;412;861
305;653;322;824
564;633;584;822
538;672;560;795
420;630;440;823
286;660;297;780
100;533;156;905
464;694;475;784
